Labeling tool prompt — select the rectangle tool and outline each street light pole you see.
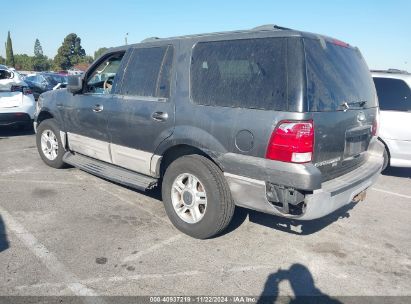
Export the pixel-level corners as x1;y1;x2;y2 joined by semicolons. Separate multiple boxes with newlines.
125;33;129;45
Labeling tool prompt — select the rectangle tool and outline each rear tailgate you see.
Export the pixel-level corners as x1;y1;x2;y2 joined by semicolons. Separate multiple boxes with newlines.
0;78;24;108
304;37;378;181
0;91;23;108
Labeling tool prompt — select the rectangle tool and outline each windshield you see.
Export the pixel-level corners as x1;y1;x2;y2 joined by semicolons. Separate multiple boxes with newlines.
305;38;377;111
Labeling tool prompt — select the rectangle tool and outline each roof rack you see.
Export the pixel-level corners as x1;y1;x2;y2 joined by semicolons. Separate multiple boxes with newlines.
141;37;160;43
371;68;410;74
252;24;292;31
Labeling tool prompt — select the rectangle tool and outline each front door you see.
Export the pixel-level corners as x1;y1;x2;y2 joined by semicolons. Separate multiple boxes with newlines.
105;44;176;176
62;51;126;163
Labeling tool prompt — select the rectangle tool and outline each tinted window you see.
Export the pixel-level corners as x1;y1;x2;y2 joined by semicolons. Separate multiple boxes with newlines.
305;38;377;111
44;74;67;85
0;70;13;80
120;45;173;98
373;77;411;111
190;38;287;110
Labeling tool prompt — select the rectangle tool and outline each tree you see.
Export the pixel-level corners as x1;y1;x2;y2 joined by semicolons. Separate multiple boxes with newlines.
0;56;5;65
14;54;34;70
34;39;43;57
5;31;15;67
94;47;108;60
33;56;51;71
32;38;50;71
53;33;86;70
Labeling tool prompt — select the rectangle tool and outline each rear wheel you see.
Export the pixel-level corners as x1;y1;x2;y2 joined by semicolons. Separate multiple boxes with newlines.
162;155;235;239
36;119;66;169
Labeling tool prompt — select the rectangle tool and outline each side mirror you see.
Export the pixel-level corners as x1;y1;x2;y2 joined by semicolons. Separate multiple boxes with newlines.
67;75;83;94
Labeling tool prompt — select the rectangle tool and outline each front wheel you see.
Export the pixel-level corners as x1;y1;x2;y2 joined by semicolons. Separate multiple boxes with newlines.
36;119;66;169
162;155;235;239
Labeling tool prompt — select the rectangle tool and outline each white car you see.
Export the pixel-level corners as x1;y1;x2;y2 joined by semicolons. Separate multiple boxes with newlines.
0;68;36;129
372;70;411;169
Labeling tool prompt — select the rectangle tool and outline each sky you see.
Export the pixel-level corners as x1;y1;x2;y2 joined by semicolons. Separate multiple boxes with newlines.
1;0;410;70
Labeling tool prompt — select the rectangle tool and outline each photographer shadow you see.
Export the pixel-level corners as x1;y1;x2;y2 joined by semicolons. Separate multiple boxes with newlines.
258;264;342;304
0;215;9;253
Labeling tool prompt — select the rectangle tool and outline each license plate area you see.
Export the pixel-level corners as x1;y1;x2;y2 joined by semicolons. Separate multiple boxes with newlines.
344;126;371;158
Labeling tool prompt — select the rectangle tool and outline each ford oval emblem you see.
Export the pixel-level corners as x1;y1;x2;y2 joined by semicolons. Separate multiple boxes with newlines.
357;112;366;122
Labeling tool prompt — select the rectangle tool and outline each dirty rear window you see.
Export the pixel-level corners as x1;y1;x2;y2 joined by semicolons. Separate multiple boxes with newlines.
191;38;287;110
305;38;377;111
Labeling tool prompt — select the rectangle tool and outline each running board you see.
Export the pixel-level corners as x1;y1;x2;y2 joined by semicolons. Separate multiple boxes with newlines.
63;152;157;191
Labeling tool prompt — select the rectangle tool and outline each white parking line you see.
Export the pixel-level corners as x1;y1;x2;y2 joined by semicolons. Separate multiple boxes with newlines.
122;235;182;263
0;205;105;304
16;270;203;292
371;188;411;200
0;147;36;154
0;179;84;186
15;265;275;293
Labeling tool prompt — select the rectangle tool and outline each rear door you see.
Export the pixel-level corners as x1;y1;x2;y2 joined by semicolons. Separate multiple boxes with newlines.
304;38;378;181
105;44;176;176
373;76;411;141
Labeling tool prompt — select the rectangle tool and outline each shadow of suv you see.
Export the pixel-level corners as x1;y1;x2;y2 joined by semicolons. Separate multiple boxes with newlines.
33;24;384;239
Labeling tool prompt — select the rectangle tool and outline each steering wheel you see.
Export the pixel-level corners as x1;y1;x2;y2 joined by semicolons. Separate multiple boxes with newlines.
103;76;114;93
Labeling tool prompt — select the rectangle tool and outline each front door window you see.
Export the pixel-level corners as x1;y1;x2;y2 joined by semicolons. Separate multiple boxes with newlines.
86;53;124;94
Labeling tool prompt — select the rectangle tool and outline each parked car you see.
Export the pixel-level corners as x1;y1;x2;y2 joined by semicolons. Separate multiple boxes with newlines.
24;73;68;100
372;70;411;170
34;25;384;238
0;68;36;129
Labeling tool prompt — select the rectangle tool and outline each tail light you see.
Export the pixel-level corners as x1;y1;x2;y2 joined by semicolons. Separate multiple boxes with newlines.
11;85;32;95
23;87;33;95
266;120;314;163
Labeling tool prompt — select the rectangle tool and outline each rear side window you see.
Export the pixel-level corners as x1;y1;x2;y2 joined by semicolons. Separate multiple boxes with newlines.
305;38;377;111
190;38;287;110
373;77;411;111
120;45;174;98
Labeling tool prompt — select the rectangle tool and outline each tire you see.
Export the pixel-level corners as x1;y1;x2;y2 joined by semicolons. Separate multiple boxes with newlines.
162;155;235;239
382;146;389;172
36;119;66;169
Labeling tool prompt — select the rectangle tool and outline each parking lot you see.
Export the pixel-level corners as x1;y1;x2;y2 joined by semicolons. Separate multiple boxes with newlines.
0;127;410;301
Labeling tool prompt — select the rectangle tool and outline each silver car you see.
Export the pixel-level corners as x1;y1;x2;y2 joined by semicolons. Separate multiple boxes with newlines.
372;70;411;170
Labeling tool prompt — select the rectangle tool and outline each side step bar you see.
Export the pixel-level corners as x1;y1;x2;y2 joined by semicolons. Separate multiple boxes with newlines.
63;152;157;191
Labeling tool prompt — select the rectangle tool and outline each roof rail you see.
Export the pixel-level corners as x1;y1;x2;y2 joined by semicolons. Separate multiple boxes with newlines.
141;37;160;43
252;24;292;31
371;69;410;75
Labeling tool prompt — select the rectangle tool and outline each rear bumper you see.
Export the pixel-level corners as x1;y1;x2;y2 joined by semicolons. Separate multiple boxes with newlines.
224;139;384;220
0;113;32;126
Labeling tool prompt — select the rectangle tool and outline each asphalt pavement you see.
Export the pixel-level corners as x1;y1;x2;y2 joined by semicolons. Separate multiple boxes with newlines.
0;127;410;302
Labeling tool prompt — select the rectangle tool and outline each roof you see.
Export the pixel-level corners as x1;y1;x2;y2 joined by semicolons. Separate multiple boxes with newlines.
107;24;348;54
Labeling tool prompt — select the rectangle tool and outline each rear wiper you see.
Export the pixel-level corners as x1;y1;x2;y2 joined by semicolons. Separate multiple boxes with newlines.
341;100;367;111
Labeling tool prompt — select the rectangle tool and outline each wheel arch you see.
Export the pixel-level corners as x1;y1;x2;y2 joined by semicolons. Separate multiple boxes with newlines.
157;143;224;178
378;137;391;167
36;109;54;126
378;137;391;159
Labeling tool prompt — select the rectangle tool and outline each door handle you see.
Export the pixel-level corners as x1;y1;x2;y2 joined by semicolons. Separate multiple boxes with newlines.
151;111;168;121
92;104;104;113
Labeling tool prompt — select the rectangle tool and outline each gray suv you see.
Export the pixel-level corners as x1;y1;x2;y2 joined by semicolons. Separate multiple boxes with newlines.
34;25;384;239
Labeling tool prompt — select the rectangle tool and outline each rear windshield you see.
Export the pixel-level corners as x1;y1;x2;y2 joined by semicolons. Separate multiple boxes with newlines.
305;38;376;111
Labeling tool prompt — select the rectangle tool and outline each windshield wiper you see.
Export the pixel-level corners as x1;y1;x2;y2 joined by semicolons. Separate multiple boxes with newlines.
341;100;367;111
